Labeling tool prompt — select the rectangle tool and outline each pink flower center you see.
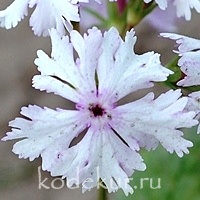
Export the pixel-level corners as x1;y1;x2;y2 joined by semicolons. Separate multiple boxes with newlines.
89;104;105;117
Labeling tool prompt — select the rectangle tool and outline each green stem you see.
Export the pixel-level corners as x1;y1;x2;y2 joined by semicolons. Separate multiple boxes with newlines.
124;0;157;36
142;2;157;17
98;186;107;200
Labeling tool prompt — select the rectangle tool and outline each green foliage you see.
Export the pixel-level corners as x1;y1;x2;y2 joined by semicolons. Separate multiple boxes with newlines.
116;128;200;200
164;56;182;89
84;0;157;37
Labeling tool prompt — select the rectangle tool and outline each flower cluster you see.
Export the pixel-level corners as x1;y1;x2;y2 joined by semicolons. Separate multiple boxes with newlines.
0;0;86;36
1;0;200;197
2;27;198;194
1;0;200;36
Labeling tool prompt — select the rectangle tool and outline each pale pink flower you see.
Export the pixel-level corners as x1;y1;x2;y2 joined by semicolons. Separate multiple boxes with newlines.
161;33;200;133
144;0;200;20
0;0;87;36
160;33;200;87
2;27;197;195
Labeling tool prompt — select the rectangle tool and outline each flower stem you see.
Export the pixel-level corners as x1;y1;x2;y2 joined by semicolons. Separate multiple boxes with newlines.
98;186;107;200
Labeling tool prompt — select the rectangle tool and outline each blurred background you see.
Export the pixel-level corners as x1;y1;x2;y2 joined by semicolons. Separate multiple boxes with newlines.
0;0;200;199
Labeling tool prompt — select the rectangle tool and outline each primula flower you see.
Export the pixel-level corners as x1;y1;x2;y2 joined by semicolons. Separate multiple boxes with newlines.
2;27;197;195
161;33;200;133
0;0;87;36
144;0;200;20
160;33;200;87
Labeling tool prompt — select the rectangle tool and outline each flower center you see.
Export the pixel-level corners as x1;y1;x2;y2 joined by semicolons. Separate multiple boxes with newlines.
90;104;105;117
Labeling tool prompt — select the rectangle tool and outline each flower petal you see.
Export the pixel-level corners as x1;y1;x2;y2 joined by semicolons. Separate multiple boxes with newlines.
70;27;103;93
0;0;82;36
177;51;200;86
50;126;146;195
174;0;200;20
160;33;200;53
29;0;63;36
32;74;80;103
2;105;86;162
29;0;80;36
186;92;200;134
160;33;200;86
144;0;200;20
97;28;172;103
0;0;29;29
111;90;197;156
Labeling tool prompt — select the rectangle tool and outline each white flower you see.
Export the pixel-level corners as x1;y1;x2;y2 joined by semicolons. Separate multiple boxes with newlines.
144;0;200;20
160;33;200;133
2;27;197;195
174;0;200;20
160;33;200;87
0;0;87;36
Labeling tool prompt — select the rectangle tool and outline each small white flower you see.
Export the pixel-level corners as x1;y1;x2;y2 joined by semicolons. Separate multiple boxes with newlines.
160;33;200;87
160;33;200;133
144;0;200;20
174;0;200;20
0;0;87;36
2;27;197;195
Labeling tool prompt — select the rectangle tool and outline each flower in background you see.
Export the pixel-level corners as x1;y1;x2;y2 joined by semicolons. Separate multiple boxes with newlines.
2;27;197;195
161;33;200;133
0;0;88;36
80;0;181;33
144;0;200;20
145;3;180;32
